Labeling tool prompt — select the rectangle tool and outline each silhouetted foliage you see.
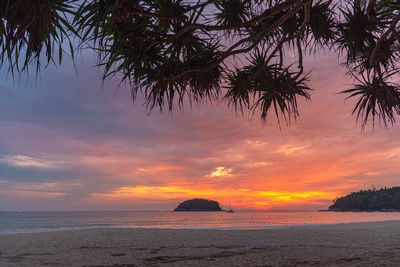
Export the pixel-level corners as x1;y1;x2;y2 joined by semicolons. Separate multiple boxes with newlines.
2;0;400;127
0;0;76;73
329;187;400;211
174;198;223;211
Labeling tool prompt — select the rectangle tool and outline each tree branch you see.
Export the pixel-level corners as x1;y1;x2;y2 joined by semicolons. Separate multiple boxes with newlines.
140;0;303;56
370;13;400;67
165;0;308;82
266;0;311;66
366;0;377;20
127;0;302;32
223;0;307;59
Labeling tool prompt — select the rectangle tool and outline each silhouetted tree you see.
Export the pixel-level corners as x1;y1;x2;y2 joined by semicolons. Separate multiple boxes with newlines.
329;187;400;211
174;198;223;211
1;0;400;127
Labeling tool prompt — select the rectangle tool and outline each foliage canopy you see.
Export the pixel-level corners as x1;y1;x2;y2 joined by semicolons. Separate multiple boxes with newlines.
174;198;222;211
329;187;400;211
1;0;400;127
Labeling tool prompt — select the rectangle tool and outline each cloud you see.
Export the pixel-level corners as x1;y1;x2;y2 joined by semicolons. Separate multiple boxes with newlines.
0;162;73;182
248;162;273;167
278;146;305;155
208;167;233;177
1;155;55;168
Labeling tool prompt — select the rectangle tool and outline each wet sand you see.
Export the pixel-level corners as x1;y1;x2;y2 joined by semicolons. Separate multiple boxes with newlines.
1;220;400;266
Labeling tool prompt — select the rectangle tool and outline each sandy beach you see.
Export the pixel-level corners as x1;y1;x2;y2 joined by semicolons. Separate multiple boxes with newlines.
1;220;400;266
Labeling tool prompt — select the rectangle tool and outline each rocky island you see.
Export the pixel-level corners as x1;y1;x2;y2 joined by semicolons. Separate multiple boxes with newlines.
174;198;223;211
329;187;400;211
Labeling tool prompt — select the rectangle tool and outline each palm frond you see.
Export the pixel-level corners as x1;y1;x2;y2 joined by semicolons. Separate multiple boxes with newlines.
358;36;398;71
224;67;253;112
224;50;311;123
335;0;379;66
185;45;222;102
306;0;336;47
0;0;77;72
215;0;249;29
342;72;400;128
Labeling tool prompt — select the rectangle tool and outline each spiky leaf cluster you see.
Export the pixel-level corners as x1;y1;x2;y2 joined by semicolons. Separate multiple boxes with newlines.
307;1;337;46
215;0;250;28
336;0;380;65
335;0;400;127
225;50;311;124
343;72;400;128
0;0;76;72
75;0;224;111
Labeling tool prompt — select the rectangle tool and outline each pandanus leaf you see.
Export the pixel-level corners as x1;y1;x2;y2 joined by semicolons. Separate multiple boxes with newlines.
335;0;380;65
342;72;400;128
215;0;249;28
0;0;77;72
225;50;311;123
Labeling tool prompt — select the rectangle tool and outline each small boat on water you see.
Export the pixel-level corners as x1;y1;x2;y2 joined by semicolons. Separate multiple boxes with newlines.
226;201;234;213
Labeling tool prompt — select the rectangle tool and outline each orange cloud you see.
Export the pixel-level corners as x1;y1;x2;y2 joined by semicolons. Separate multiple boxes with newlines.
208;167;233;177
278;146;305;155
248;162;273;167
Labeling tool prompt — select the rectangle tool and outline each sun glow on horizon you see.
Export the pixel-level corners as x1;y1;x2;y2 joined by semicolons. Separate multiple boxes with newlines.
92;185;337;209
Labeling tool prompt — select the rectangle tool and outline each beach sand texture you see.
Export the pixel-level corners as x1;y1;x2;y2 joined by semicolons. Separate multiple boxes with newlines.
1;221;400;266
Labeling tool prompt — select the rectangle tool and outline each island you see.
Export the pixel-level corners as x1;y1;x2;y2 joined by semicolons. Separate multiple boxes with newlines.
329;187;400;211
174;198;223;211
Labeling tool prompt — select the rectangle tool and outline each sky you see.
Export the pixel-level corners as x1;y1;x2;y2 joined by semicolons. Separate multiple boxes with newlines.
0;51;400;211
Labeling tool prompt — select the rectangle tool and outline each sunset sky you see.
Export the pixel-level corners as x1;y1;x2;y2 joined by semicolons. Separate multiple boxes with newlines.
1;52;400;211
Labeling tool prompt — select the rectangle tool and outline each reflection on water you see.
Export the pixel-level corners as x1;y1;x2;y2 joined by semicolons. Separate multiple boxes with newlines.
1;210;400;234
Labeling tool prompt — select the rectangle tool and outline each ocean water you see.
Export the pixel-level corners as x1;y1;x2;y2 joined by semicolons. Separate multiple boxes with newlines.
1;210;400;234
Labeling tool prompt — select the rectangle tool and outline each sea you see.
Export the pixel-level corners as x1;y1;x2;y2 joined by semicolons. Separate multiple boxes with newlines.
1;210;400;235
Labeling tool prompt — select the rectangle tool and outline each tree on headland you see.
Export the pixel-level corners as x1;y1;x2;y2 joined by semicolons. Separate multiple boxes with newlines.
329;187;400;211
1;0;400;127
174;198;223;211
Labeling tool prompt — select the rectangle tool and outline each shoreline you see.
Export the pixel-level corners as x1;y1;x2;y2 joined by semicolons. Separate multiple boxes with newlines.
2;219;400;235
320;209;400;212
1;220;400;266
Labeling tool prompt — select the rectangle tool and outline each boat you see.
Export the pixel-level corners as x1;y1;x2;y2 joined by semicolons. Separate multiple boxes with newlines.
226;201;234;213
